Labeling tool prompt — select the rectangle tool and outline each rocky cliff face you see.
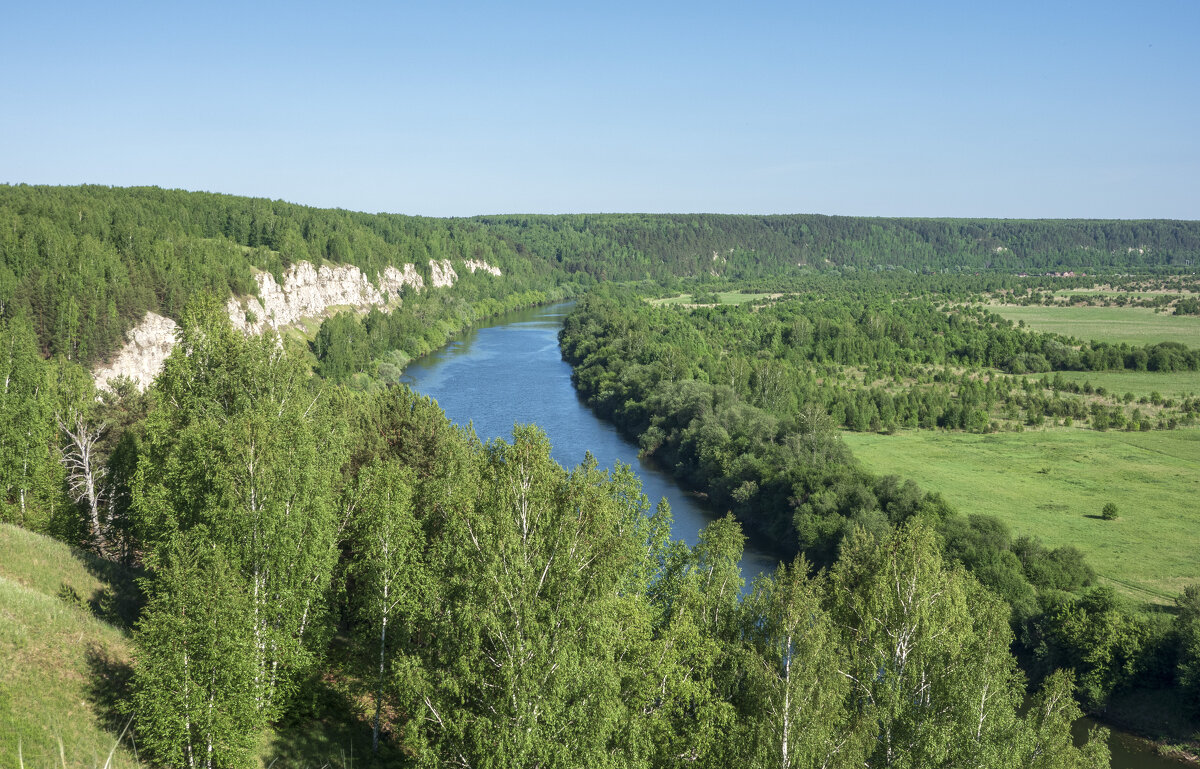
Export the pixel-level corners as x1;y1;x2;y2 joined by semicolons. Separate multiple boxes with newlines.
93;312;180;392
94;257;498;391
464;259;502;276
226;262;425;335
429;259;458;288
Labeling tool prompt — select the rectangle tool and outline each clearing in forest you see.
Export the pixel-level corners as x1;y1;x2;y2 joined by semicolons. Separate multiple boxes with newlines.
649;291;785;306
991;304;1200;346
843;429;1200;607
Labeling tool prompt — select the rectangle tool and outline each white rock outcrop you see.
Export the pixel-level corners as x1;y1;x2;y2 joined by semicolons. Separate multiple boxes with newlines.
429;259;458;288
380;263;425;296
97;259;441;391
464;259;502;276
227;261;425;335
93;312;180;392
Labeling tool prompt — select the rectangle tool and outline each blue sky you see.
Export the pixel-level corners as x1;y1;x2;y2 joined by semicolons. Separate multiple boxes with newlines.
2;1;1197;218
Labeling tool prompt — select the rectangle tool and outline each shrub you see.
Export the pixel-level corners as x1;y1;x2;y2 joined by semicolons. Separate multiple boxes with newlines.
1101;502;1118;520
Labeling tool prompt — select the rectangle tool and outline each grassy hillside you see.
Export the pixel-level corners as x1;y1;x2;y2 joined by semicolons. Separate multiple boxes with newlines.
0;524;140;769
844;429;1200;606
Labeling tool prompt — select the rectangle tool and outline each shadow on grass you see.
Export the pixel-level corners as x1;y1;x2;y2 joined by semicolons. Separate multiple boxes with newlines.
85;643;134;736
78;549;145;633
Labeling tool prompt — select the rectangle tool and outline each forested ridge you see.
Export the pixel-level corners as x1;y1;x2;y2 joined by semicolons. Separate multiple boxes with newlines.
4;184;1199;368
3;184;1200;767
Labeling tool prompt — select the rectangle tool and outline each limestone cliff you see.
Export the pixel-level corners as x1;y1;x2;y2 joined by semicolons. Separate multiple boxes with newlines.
226;262;424;335
93;312;180;392
429;259;458;288
93;258;468;391
464;259;502;276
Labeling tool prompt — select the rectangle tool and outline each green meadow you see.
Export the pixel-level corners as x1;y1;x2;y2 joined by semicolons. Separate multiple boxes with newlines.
650;291;783;306
0;524;139;769
1044;369;1200;399
991;304;1200;345
843;429;1200;607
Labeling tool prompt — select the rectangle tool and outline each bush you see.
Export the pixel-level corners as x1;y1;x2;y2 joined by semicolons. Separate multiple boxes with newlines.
1101;502;1118;520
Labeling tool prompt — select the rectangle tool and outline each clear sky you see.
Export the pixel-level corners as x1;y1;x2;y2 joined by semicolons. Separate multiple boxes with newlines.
2;1;1197;218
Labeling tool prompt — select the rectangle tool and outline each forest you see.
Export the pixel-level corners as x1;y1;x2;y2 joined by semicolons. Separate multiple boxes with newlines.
558;283;1200;750
2;185;1200;768
4;184;1199;369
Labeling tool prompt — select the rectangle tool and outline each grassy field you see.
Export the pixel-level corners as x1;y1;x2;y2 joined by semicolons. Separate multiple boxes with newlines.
843;429;1200;607
651;291;783;306
1043;369;1200;399
0;524;140;769
990;304;1200;345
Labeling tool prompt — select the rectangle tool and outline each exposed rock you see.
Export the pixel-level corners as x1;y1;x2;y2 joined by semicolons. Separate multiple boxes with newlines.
464;259;502;276
380;263;425;295
227;261;425;335
98;260;439;391
429;259;458;288
93;312;179;392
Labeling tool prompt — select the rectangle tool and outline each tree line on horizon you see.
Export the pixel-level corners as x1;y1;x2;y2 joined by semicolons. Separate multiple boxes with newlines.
3;184;1198;370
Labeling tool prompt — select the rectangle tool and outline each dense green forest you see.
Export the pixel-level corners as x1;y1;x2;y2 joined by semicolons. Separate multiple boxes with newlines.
4;184;1199;368
3;185;1200;767
2;300;1116;768
559;285;1200;746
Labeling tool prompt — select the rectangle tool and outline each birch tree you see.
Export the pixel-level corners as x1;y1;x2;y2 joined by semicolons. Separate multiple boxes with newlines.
828;522;1108;769
741;561;864;769
348;459;424;754
133;295;345;723
132;531;257;769
407;426;656;768
639;514;746;766
0;313;57;529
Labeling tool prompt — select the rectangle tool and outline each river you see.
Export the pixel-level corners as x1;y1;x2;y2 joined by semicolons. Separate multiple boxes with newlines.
400;301;1183;769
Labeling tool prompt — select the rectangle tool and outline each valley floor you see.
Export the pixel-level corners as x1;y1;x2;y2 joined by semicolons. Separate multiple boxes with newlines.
845;428;1200;606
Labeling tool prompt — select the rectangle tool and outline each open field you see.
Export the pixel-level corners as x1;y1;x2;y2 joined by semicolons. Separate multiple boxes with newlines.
650;291;784;306
1043;370;1200;399
990;304;1200;345
843;429;1200;607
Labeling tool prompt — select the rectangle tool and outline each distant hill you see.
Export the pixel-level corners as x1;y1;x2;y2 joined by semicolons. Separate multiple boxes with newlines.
3;184;1197;367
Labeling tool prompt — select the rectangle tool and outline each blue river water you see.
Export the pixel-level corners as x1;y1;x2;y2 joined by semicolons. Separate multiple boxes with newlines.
400;301;779;586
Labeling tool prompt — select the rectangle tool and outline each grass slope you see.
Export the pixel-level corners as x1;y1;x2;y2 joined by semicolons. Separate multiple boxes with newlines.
0;523;388;769
844;429;1200;606
991;304;1200;345
0;524;141;769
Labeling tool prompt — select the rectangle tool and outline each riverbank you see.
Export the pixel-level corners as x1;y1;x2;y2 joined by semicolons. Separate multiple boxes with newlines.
1090;687;1200;766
